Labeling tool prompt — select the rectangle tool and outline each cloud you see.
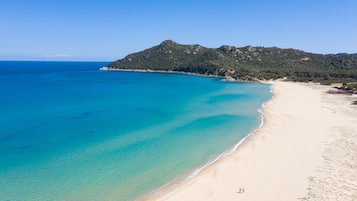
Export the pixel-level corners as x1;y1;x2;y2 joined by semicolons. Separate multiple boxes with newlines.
42;53;73;59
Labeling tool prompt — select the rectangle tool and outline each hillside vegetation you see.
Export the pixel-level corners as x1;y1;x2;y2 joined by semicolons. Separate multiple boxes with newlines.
109;40;357;84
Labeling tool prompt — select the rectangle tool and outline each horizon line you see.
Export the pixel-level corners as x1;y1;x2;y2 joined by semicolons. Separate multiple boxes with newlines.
0;59;112;62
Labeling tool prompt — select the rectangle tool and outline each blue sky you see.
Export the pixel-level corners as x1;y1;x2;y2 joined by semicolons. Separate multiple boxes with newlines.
1;0;357;61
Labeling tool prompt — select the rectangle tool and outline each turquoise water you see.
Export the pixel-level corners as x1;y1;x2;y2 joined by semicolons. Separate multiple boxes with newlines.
0;61;272;201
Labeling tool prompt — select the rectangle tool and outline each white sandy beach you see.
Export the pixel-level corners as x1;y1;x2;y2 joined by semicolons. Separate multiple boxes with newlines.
150;81;357;201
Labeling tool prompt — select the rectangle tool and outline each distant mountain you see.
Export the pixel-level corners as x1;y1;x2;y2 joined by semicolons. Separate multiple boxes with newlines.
108;40;357;83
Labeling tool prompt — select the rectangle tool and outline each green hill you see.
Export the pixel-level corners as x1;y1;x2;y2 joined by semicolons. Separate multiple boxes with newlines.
108;40;357;84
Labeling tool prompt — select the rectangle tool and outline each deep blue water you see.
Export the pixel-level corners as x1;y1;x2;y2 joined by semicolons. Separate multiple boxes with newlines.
0;61;272;201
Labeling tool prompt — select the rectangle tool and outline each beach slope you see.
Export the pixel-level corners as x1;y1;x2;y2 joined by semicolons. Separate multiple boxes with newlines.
152;81;357;201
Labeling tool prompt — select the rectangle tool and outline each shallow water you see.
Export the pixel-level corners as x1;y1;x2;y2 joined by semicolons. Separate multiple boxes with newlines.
0;61;272;200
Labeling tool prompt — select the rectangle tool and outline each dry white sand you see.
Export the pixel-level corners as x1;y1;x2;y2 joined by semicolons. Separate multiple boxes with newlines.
150;81;357;201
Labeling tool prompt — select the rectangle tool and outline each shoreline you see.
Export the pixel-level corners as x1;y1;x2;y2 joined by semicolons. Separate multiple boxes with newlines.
146;81;357;201
137;84;274;201
99;67;247;82
99;67;222;78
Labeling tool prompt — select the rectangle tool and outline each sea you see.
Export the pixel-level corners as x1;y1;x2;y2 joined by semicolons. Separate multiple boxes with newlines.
0;61;272;201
